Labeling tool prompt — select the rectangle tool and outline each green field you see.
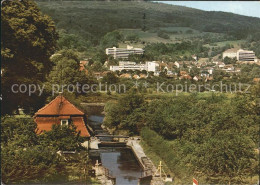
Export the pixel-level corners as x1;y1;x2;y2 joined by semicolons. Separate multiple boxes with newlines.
204;39;246;48
117;27;237;50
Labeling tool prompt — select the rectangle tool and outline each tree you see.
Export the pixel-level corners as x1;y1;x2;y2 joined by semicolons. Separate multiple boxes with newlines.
100;31;123;48
92;49;108;64
101;72;119;84
1;144;68;184
141;94;258;184
1;117;67;183
126;33;139;42
57;30;88;51
1;0;58;114
159;71;167;78
104;88;145;133
1;116;90;184
223;56;236;64
39;124;84;151
128;54;145;63
190;67;200;78
194;131;257;184
89;61;105;72
157;30;170;39
141;70;147;75
1;117;38;147
46;50;91;95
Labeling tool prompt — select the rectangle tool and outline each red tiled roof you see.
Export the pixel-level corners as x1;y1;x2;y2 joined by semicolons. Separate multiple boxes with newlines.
35;95;84;116
71;117;90;137
35;117;58;134
34;116;90;137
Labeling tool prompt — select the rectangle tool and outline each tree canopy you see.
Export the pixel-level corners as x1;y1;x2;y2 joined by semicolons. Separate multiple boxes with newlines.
46;50;93;96
1;116;88;184
1;0;58;114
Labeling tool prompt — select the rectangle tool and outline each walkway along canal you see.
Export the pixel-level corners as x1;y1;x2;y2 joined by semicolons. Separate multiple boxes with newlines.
88;115;166;185
88;115;143;185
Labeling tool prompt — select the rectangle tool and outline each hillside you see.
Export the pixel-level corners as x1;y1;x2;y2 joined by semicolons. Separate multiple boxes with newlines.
36;0;260;45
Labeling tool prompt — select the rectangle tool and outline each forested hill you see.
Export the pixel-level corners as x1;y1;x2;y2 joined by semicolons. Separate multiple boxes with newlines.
36;0;260;44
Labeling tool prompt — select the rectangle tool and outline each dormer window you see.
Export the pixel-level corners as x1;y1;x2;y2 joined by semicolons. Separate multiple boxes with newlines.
61;119;69;126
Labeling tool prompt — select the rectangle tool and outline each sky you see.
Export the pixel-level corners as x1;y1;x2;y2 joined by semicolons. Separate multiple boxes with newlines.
156;1;260;18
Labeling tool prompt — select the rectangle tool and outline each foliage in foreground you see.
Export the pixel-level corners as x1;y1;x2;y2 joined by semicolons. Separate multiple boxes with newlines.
141;127;258;184
140;94;259;184
1;117;89;184
105;91;259;184
1;0;58;114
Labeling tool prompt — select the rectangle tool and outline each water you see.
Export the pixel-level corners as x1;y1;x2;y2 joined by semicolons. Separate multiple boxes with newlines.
88;115;104;124
88;115;143;185
100;148;143;185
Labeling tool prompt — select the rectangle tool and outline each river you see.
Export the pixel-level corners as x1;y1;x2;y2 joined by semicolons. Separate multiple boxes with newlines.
88;115;143;185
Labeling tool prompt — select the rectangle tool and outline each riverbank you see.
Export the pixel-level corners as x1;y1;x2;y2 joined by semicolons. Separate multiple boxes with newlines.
127;138;156;174
88;115;144;185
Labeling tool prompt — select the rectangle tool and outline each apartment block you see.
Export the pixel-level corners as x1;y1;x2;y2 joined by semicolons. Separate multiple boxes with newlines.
106;45;144;59
110;61;159;72
237;49;257;62
223;48;257;62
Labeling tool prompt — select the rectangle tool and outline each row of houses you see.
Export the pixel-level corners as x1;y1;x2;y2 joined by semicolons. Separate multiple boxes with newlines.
79;46;259;81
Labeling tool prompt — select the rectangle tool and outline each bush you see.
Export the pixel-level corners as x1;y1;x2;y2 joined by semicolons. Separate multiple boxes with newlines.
157;30;170;39
1;116;88;184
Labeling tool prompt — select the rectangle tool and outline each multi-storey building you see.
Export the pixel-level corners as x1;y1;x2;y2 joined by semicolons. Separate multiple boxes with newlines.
110;61;159;72
237;49;257;62
106;45;144;59
223;48;257;62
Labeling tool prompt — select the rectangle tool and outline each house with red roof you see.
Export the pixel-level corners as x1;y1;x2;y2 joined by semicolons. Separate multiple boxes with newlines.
34;95;90;138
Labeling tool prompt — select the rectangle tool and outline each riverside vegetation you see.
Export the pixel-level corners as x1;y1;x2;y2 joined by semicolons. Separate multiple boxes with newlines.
1;0;259;184
104;89;259;184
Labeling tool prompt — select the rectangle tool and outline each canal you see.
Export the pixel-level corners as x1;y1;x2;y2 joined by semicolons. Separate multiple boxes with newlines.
88;115;143;185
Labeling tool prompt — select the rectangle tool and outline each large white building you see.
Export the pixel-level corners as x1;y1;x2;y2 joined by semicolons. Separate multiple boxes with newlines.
223;48;238;59
237;49;257;62
110;61;159;72
106;45;144;59
223;48;257;62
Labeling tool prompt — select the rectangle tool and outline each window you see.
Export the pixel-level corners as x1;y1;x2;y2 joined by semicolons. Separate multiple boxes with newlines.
61;119;69;126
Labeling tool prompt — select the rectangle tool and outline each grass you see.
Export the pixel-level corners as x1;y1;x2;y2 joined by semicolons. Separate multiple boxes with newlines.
119;27;228;46
140;139;181;185
204;39;246;48
140;140;173;176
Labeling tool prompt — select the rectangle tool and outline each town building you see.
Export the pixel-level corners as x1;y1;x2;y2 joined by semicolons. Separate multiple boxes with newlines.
192;54;198;61
105;45;144;59
223;48;238;59
93;71;109;80
237;49;257;62
79;61;89;75
174;61;180;68
223;48;257;62
110;61;159;72
222;64;235;72
133;74;140;79
253;78;260;83
34;95;90;138
119;73;131;78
